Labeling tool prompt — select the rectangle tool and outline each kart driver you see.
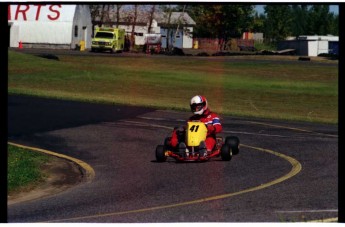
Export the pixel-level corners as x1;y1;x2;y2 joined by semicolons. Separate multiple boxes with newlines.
169;95;223;155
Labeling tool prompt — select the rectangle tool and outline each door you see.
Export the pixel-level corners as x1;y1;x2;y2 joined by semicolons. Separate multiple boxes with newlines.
172;29;183;49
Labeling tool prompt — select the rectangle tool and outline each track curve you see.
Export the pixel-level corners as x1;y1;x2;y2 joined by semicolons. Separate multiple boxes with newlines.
7;95;338;222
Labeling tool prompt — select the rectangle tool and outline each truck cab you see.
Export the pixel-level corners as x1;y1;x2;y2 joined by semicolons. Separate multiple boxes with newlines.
91;27;125;53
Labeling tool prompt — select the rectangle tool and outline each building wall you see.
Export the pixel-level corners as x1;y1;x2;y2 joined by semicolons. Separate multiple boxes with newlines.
8;4;92;49
72;5;93;49
160;27;193;49
307;41;318;57
183;27;193;48
12;21;73;46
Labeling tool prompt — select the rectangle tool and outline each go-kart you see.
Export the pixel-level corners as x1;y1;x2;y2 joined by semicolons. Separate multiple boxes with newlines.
155;122;240;162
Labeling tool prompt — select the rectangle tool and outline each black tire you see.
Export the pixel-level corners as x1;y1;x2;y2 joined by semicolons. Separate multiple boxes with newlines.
163;137;174;153
155;145;167;162
221;144;232;161
225;136;240;155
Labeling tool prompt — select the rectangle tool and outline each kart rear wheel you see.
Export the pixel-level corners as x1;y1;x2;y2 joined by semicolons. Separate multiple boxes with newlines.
220;144;232;161
156;145;167;162
225;136;240;155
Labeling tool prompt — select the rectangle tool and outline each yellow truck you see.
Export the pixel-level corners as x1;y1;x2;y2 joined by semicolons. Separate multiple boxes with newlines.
91;27;125;53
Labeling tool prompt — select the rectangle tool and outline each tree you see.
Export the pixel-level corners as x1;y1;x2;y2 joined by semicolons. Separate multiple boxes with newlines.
187;4;255;39
290;5;309;37
114;4;123;28
222;5;255;38
159;5;176;51
130;5;138;50
252;12;265;33
89;5;111;36
264;5;292;42
262;4;338;42
147;5;156;34
90;4;118;27
329;13;339;36
307;5;333;35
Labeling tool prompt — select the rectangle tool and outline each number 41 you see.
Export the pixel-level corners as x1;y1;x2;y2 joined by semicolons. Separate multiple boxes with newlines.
190;125;199;132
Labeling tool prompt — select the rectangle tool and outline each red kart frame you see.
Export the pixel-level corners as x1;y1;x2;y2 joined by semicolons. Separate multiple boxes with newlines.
157;137;228;162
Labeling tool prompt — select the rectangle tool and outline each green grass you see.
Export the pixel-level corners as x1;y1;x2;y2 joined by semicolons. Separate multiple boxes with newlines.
8;144;50;193
254;41;277;51
8;50;338;124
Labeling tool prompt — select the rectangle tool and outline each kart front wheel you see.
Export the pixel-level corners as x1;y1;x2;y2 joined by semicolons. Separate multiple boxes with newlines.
156;145;167;162
220;144;232;161
225;136;240;155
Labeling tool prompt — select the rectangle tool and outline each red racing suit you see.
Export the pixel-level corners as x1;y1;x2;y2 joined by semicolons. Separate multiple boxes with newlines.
170;109;222;151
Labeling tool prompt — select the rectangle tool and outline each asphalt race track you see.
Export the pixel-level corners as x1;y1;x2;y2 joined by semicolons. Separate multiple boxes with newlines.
7;94;338;222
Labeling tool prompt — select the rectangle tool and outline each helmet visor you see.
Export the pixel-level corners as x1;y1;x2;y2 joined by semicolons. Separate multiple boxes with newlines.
191;103;204;112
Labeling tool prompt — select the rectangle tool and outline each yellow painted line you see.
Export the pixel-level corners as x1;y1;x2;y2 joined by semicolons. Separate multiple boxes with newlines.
244;121;338;138
309;217;338;222
47;143;302;222
8;142;95;182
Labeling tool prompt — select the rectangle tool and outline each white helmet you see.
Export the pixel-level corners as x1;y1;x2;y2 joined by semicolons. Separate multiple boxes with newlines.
190;95;208;115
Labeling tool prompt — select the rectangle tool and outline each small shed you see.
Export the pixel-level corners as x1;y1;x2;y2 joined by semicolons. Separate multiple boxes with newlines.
8;4;93;49
155;12;196;49
278;35;339;56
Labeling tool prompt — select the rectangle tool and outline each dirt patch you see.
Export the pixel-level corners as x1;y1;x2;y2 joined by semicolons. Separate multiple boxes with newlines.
8;156;83;205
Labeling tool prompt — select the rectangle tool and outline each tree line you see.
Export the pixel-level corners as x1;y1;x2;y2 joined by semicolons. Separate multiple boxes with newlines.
184;4;338;43
90;4;339;45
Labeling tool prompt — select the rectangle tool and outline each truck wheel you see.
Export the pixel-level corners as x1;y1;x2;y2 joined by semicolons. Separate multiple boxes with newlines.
220;144;232;161
156;145;167;162
225;136;240;155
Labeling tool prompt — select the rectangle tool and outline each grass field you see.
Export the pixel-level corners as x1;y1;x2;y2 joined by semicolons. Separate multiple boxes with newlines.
8;50;338;124
8;144;50;193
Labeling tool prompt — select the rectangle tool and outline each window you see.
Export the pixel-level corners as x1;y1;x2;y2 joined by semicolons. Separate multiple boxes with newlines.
74;25;78;37
95;32;114;39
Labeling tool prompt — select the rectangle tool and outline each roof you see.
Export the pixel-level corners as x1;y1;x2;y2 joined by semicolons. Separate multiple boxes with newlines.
154;12;196;26
94;10;196;27
298;35;338;41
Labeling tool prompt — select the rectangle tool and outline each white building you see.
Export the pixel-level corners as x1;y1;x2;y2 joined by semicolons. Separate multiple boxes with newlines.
8;4;93;49
278;35;339;56
155;12;196;49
